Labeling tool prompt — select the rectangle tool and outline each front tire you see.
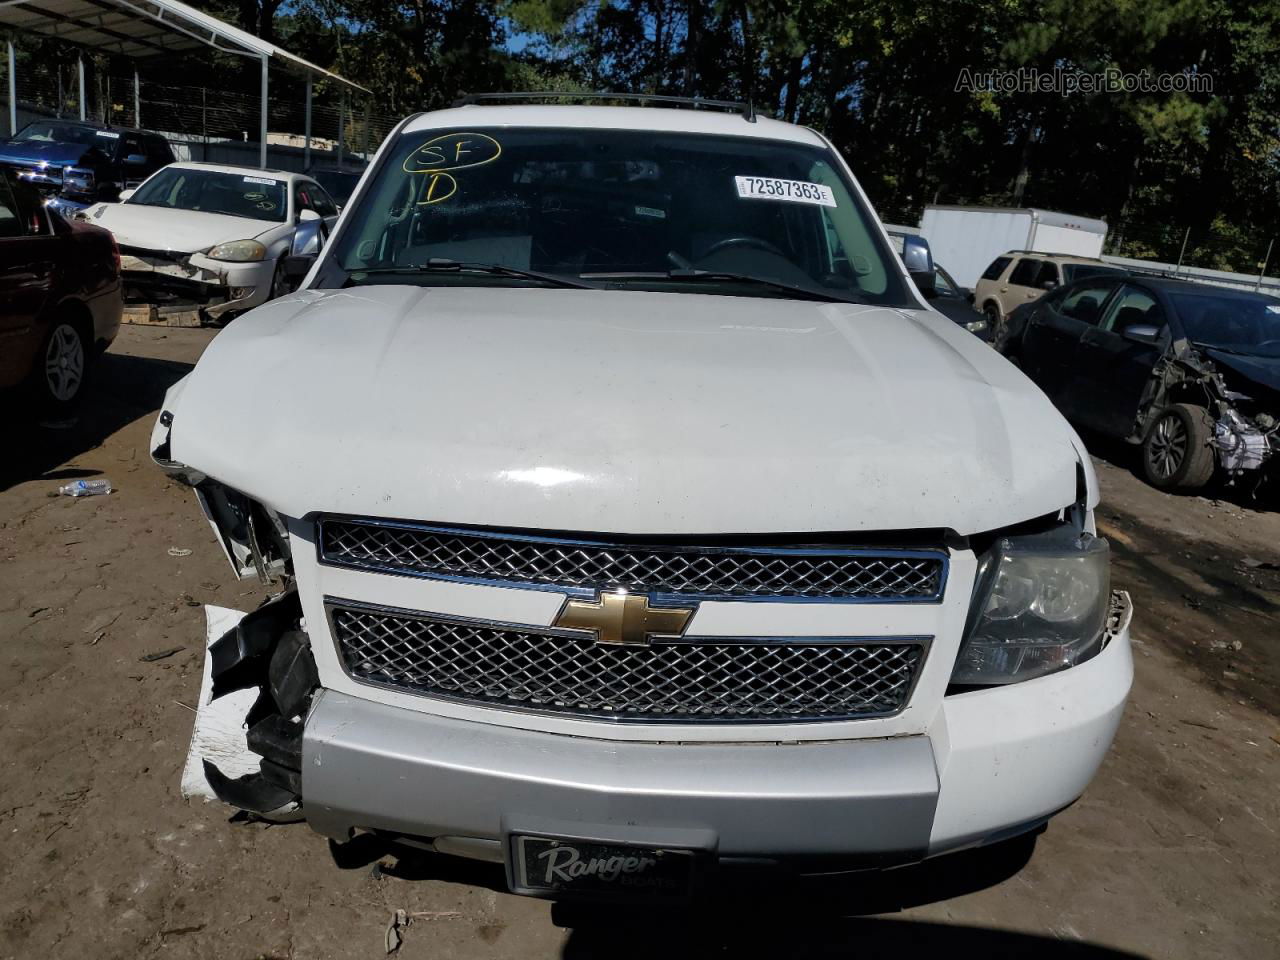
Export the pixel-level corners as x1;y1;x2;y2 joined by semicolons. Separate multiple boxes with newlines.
1141;403;1216;491
269;257;290;301
984;302;1004;346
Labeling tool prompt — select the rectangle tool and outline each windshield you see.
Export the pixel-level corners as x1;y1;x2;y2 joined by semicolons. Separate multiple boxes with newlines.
128;167;288;222
1063;263;1126;283
332;126;911;305
13;121;112;148
1173;292;1280;357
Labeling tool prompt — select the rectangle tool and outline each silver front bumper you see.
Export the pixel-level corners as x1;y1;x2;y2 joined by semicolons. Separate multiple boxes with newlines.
303;689;940;861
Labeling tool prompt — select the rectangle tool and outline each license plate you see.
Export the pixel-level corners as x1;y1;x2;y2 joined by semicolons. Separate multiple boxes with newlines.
510;835;697;901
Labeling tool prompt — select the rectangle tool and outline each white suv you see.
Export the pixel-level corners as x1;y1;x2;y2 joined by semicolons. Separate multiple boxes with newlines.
154;96;1132;902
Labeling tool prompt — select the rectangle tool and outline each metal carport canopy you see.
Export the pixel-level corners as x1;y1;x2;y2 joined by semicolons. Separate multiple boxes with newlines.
0;0;370;167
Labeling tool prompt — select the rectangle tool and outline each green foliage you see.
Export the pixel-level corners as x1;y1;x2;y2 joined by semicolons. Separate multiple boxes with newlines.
13;0;1275;271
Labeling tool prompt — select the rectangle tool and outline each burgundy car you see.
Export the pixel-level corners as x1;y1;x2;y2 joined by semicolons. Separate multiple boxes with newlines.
0;167;122;413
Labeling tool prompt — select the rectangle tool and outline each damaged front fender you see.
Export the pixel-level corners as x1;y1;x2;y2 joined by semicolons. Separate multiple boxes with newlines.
193;591;321;816
1137;339;1279;485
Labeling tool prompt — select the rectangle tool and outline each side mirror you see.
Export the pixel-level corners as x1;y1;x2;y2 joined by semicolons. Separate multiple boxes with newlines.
901;234;935;296
1122;324;1161;345
1040;280;1058;291
297;208;322;223
283;254;314;285
125;153;147;165
118;188;135;201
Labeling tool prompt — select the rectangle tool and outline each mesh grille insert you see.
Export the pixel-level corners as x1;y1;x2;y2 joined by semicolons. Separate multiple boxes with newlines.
330;603;926;723
319;520;945;602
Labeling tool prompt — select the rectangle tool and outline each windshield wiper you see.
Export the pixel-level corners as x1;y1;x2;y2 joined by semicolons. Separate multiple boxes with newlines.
351;258;600;290
586;269;865;304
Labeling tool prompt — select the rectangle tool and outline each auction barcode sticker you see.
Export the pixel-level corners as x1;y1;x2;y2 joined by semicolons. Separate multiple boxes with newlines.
243;175;279;185
735;176;836;207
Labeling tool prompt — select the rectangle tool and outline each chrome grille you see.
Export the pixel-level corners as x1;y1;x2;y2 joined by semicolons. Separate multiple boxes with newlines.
318;519;946;602
328;602;927;722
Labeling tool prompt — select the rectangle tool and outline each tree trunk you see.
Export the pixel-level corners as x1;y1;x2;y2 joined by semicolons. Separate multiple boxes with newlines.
783;55;802;122
683;0;700;96
738;2;754;105
653;2;666;91
1009;114;1036;206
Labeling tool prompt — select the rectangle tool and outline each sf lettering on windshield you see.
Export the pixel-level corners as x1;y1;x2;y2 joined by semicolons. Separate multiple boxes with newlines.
402;132;502;206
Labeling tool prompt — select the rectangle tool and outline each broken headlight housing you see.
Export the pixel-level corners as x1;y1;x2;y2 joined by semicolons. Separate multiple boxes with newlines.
195;482;292;583
207;239;267;262
952;530;1110;685
151;408;291;583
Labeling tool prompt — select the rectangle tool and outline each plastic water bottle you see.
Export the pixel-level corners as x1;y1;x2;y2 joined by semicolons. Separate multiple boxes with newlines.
58;478;113;497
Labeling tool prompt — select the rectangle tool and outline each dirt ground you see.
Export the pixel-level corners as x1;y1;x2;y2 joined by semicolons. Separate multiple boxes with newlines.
1;325;1277;960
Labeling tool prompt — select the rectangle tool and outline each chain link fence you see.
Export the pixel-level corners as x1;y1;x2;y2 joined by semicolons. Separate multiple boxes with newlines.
1105;220;1275;280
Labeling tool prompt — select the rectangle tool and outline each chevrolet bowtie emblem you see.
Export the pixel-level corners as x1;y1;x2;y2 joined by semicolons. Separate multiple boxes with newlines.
554;590;695;646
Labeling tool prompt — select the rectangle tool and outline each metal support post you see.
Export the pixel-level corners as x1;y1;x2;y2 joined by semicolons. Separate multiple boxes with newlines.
304;75;312;169
259;55;268;169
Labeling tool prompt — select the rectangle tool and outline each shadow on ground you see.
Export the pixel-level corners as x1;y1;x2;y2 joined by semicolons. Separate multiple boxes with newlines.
0;350;192;492
560;914;1144;959
1103;498;1280;715
327;831;1145;958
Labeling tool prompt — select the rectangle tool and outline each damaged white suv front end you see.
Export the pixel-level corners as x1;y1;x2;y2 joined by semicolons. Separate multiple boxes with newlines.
153;101;1132;901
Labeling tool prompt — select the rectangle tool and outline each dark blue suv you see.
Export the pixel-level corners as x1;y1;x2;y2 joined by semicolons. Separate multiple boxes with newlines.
0;119;175;214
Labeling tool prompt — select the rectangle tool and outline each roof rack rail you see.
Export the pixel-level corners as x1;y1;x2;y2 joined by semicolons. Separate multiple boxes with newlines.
451;91;758;123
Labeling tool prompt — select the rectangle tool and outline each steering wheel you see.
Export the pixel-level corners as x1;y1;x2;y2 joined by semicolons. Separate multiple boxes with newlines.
702;236;788;259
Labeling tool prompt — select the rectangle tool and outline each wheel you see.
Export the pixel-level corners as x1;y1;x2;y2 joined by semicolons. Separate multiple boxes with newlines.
1141;403;1216;491
269;258;290;300
983;302;1003;343
31;318;90;414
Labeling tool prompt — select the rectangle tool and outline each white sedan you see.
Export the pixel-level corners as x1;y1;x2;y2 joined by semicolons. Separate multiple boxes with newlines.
81;162;339;322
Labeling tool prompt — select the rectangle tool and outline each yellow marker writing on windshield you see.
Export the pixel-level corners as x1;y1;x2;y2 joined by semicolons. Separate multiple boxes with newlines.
416;172;457;205
402;132;501;174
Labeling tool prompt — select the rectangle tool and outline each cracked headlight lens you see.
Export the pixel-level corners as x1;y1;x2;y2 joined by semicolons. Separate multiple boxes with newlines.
953;532;1110;685
207;239;268;262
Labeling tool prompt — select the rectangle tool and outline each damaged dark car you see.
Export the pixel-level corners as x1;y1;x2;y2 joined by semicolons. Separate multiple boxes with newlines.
0;119;174;214
1007;275;1280;493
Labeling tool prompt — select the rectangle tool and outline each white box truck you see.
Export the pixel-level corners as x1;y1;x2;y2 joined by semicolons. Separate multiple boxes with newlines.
919;206;1108;288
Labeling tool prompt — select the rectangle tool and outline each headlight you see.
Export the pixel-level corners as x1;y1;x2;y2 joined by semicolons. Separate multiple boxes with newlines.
207;239;268;262
63;166;95;195
952;530;1110;685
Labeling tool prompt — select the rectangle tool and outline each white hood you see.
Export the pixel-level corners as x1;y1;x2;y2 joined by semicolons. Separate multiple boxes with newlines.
166;285;1084;536
91;202;277;253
